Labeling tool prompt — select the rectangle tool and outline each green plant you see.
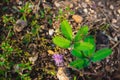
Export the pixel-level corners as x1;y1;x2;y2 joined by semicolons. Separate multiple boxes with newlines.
3;0;10;3
40;10;45;18
0;41;14;77
52;20;112;69
2;15;15;24
19;2;32;21
14;63;31;80
56;7;75;21
0;41;32;79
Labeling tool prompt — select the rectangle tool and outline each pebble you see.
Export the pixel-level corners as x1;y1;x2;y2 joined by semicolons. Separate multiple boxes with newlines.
112;19;117;23
85;0;90;3
81;2;87;8
89;8;94;14
77;8;83;15
83;8;88;14
114;36;118;41
72;15;83;23
49;29;54;36
17;1;22;5
105;66;111;72
54;2;60;7
117;9;120;14
110;5;114;10
69;4;73;8
47;50;54;55
85;0;91;4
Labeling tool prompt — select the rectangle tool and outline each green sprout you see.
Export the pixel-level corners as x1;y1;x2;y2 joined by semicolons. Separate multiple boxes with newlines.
2;15;15;24
19;2;32;21
52;20;112;69
56;7;75;21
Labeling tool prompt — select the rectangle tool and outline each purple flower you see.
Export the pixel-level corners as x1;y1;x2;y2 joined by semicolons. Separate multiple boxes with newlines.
52;54;64;67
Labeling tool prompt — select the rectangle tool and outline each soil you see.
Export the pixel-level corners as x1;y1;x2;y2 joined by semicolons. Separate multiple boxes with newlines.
0;0;120;80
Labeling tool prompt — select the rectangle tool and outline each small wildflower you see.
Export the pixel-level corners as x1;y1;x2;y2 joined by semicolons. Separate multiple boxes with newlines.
52;54;64;67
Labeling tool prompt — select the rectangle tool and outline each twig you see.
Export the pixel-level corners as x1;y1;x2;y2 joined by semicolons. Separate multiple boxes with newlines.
68;66;98;76
5;28;12;41
112;41;120;49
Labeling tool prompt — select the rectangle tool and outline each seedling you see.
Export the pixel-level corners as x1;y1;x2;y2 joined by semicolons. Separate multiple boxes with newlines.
19;2;32;21
2;15;15;24
53;20;112;69
0;41;31;79
56;7;75;21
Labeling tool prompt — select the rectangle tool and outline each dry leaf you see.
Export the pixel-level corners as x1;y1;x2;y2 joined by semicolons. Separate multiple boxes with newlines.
14;19;27;32
57;67;71;80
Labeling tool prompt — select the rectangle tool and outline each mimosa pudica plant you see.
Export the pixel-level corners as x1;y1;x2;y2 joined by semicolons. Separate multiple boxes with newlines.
52;20;112;69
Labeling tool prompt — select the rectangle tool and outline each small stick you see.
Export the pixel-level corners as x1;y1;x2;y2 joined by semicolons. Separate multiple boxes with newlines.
112;41;120;49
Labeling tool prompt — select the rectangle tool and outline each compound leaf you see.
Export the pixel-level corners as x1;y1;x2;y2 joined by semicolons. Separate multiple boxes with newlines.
60;20;72;40
74;41;93;51
53;36;71;48
92;48;112;62
74;25;89;42
83;35;96;56
71;49;83;58
70;59;84;69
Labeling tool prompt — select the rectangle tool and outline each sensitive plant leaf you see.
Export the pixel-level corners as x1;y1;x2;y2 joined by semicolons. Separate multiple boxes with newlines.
92;48;112;62
74;25;89;42
83;59;90;67
60;20;72;40
74;41;93;51
53;36;71;48
83;35;96;56
84;35;95;46
70;59;84;69
71;49;83;58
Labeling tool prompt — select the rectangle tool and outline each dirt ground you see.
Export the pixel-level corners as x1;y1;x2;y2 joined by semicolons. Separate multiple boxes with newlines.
0;0;120;80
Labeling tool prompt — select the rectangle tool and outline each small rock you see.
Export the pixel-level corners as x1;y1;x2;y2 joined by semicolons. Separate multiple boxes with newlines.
89;8;94;14
69;4;73;8
72;15;83;23
49;29;54;36
76;8;83;15
105;66;111;72
54;2;60;7
114;36;118;41
110;5;114;10
48;50;54;55
98;2;104;7
112;19;117;23
117;9;120;14
81;2;87;8
83;8;88;14
85;0;91;3
17;1;22;5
